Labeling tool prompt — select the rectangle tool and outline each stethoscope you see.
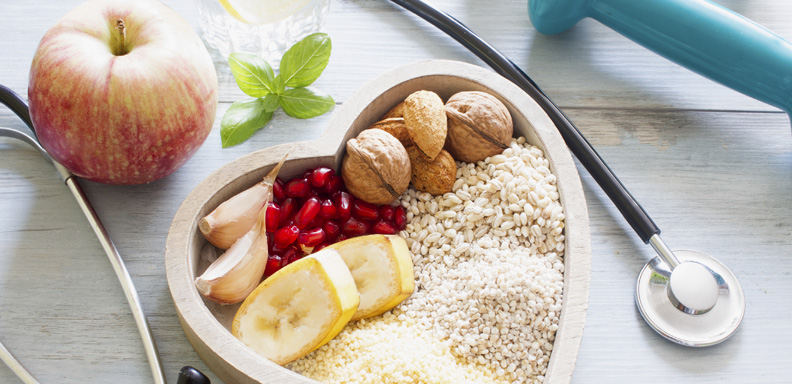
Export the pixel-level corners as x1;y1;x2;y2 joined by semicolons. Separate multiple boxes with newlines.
391;0;751;347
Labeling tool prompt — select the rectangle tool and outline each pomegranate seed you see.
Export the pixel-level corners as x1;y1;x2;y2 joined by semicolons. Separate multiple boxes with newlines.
334;191;353;220
283;245;302;265
372;220;399;235
308;215;324;230
273;224;299;247
264;255;284;277
267;232;275;252
294;197;320;229
273;178;286;202
303;168;314;179
298;227;326;247
319;198;337;219
310;167;335;188
394;206;407;230
279;198;296;226
313;243;328;253
323;220;341;240
341;217;369;237
285;177;310;198
302;191;320;206
269;241;287;256
324;175;343;195
304;189;319;200
353;199;379;221
378;205;395;223
265;202;281;231
335;234;348;244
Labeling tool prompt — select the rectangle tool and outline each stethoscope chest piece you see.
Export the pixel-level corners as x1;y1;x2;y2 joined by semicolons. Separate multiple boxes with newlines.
635;250;745;347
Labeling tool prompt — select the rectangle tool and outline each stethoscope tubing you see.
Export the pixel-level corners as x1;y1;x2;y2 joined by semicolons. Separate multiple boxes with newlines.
0;85;208;384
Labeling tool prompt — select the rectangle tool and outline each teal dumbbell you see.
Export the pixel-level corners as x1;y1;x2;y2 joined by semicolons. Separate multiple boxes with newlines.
529;0;792;119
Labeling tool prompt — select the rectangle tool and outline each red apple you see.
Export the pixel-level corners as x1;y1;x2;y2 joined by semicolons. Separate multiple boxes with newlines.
28;0;218;185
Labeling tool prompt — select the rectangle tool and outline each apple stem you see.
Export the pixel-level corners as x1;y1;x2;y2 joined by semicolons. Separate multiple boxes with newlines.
111;18;128;56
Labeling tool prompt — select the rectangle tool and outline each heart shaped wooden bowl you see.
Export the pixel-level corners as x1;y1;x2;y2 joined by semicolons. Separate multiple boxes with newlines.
166;60;591;384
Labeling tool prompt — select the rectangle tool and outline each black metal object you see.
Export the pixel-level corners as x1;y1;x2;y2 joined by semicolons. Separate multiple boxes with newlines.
178;366;211;384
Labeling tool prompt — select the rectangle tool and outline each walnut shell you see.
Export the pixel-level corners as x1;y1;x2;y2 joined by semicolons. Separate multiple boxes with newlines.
342;129;411;205
444;91;513;163
403;90;447;161
407;146;456;195
367;117;413;147
382;101;404;119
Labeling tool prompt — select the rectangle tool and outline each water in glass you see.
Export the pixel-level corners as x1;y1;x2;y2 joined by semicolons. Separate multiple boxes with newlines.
194;0;329;67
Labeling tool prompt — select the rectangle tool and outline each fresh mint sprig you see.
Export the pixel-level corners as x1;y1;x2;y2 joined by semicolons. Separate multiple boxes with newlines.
221;33;334;148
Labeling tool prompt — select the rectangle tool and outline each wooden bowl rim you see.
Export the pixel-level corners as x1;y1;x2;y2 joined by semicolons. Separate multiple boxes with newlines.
165;59;591;384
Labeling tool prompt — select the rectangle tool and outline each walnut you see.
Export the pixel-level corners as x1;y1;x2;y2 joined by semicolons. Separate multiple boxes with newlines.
367;117;413;147
403;90;447;161
407;146;456;195
444;91;513;163
342;129;411;205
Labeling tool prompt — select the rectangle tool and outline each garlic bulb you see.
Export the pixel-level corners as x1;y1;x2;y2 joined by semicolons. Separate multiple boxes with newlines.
199;155;287;249
195;205;269;304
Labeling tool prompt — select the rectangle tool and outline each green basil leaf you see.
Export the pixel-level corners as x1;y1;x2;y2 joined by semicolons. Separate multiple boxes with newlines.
263;93;280;113
220;98;274;147
279;33;331;88
279;87;335;119
228;53;275;97
273;74;286;95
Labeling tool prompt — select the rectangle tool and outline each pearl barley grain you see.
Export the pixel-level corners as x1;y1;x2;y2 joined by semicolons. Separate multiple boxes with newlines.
290;138;564;384
396;139;565;384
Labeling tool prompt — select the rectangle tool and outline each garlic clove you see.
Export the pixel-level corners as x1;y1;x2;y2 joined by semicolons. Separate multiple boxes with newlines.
195;201;270;304
199;154;287;249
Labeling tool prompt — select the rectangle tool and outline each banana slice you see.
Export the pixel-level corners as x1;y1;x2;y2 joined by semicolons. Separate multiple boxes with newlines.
232;248;359;366
327;234;415;321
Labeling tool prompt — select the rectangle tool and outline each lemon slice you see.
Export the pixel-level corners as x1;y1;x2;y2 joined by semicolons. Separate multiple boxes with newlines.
232;248;359;365
218;0;312;25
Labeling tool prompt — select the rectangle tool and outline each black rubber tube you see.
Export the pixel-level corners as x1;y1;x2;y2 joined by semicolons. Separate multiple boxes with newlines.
390;0;661;243
0;85;34;136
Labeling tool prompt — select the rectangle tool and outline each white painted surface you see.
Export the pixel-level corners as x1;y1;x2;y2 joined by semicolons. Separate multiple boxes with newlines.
1;0;790;383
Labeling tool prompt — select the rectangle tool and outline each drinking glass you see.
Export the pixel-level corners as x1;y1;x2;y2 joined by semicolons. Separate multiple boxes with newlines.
194;0;330;67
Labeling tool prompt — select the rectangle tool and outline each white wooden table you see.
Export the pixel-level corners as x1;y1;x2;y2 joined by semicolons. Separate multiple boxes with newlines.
1;1;790;383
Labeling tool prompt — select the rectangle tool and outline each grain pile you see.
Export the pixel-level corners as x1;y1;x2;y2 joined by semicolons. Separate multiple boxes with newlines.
288;315;507;384
289;138;565;384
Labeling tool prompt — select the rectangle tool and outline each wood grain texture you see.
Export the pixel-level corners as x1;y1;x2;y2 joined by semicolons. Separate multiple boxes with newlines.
1;0;791;383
